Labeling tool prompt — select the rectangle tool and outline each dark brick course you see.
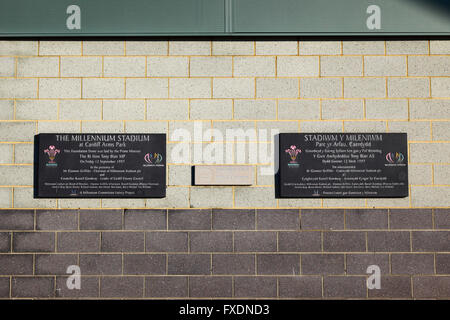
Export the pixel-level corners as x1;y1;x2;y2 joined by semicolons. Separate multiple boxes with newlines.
124;209;166;230
234;276;277;298
324;276;366;298
189;276;232;298
257;254;300;275
323;231;366;252
413;276;450;298
234;231;277;252
368;276;412;298
301;254;345;275
346;209;388;229
389;209;433;229
435;209;450;229
0;208;448;299
35;254;78;275
391;254;435;275
13;232;55;252
100;276;143;298
278;231;321;252
367;231;411;252
190;232;232;252
346;254;390;275
79;210;122;230
212;209;255;230
0;210;34;230
0;277;10;298
412;231;450;252
301;209;344;230
0;254;33;275
278;276;322;298
436;254;450;274
0;232;11;252
123;254;166;275
101;232;145;252
212;254;255;275
146;231;188;252
55;276;99;298
80;254;122;275
145;276;188;297
257;209;300;230
168;209;211;230
11;277;54;298
168;254;211;275
57;232;100;252
36;210;78;230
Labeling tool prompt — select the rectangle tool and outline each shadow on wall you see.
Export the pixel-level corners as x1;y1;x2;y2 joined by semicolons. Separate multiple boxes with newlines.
409;0;450;13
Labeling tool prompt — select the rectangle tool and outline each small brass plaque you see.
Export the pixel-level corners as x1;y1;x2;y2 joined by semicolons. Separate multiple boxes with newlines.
194;165;254;186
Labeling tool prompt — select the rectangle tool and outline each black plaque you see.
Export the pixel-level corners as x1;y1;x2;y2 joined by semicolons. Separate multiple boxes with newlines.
34;133;166;198
278;133;408;198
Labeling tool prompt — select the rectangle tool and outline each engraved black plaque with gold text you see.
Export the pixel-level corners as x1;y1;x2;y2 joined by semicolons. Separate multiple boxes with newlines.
34;133;166;198
278;133;408;198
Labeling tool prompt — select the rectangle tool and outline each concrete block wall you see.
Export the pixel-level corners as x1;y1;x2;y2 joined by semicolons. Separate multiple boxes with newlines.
0;40;449;299
0;40;449;209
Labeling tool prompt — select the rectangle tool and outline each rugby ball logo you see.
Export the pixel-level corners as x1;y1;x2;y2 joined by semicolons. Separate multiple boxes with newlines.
386;152;404;164
144;153;163;164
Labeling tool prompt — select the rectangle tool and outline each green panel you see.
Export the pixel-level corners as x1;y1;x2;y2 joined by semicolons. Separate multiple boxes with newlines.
0;0;225;36
233;0;450;35
0;0;449;36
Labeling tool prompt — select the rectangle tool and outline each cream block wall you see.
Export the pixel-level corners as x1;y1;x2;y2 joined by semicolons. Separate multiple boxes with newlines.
0;40;448;209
